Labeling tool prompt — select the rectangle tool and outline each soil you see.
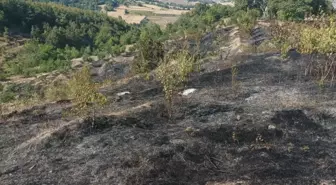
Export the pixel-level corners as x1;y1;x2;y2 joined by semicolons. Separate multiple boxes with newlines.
0;27;336;185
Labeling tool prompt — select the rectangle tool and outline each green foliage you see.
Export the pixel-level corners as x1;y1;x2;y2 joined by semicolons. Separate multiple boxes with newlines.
298;18;336;85
0;10;3;20
120;28;140;45
156;50;198;116
45;81;70;101
133;28;164;74
267;0;332;20
234;0;332;20
104;3;115;11
0;83;36;103
68;66;107;121
269;21;303;54
166;4;233;37
3;41;70;76
34;0;124;10
270;17;336;86
0;0;140;76
232;9;260;34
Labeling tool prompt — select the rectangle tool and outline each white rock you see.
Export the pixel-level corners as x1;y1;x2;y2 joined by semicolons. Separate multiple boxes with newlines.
89;56;99;62
180;88;197;96
268;125;276;130
117;91;130;96
71;58;84;68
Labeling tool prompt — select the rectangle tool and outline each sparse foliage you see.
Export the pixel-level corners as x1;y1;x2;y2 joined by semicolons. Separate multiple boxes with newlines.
133;30;164;74
299;18;336;86
45;83;70;101
68;66;107;125
233;9;260;35
270;17;336;86
156;50;198;117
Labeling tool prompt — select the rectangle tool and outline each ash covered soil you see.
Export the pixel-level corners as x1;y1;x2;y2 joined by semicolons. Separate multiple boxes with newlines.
0;27;336;185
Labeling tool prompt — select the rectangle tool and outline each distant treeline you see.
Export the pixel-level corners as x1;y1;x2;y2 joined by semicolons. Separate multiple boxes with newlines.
31;0;124;10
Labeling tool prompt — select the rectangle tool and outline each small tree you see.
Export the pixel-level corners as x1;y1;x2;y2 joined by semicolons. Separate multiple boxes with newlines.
3;27;9;42
68;66;107;126
233;9;260;35
156;50;198;118
133;31;164;74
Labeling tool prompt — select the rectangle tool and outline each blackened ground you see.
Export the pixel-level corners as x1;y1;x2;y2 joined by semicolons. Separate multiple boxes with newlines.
0;28;336;185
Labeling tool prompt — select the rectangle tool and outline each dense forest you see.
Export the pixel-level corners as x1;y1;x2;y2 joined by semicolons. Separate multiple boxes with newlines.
234;0;333;20
0;0;140;76
32;0;124;10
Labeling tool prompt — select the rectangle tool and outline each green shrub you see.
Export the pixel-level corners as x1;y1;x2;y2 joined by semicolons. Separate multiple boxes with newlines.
3;41;70;76
0;83;36;103
45;83;70;101
233;9;260;35
0;91;15;103
67;66;107;125
156;50;198;117
133;32;164;74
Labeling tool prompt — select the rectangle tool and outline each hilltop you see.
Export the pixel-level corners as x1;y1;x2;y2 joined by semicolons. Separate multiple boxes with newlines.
0;0;336;185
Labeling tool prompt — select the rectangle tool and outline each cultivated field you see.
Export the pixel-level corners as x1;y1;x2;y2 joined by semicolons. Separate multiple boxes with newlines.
157;0;193;5
100;4;189;26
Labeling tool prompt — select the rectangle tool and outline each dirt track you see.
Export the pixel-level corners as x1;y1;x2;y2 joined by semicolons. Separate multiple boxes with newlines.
0;27;336;185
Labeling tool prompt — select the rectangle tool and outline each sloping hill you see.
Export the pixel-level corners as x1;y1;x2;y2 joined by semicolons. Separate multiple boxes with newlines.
0;26;335;185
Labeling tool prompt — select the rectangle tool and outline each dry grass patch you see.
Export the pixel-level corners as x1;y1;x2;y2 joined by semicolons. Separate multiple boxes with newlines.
102;4;188;25
147;16;179;27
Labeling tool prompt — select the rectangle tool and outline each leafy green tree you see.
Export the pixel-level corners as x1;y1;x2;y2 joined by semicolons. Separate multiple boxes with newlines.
31;26;42;40
156;50;198;117
68;66;107;126
233;9;260;34
266;0;331;20
44;26;65;47
133;30;164;74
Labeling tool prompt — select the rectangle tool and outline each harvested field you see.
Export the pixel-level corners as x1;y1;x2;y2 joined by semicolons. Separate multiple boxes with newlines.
101;4;188;25
157;0;192;5
147;16;179;27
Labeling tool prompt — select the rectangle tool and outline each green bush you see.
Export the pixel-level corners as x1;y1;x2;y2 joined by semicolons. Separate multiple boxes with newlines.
156;50;199;117
133;31;164;74
0;83;36;103
45;83;70;101
0;91;15;103
67;66;107;125
0;0;140;77
3;41;70;76
233;9;260;35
